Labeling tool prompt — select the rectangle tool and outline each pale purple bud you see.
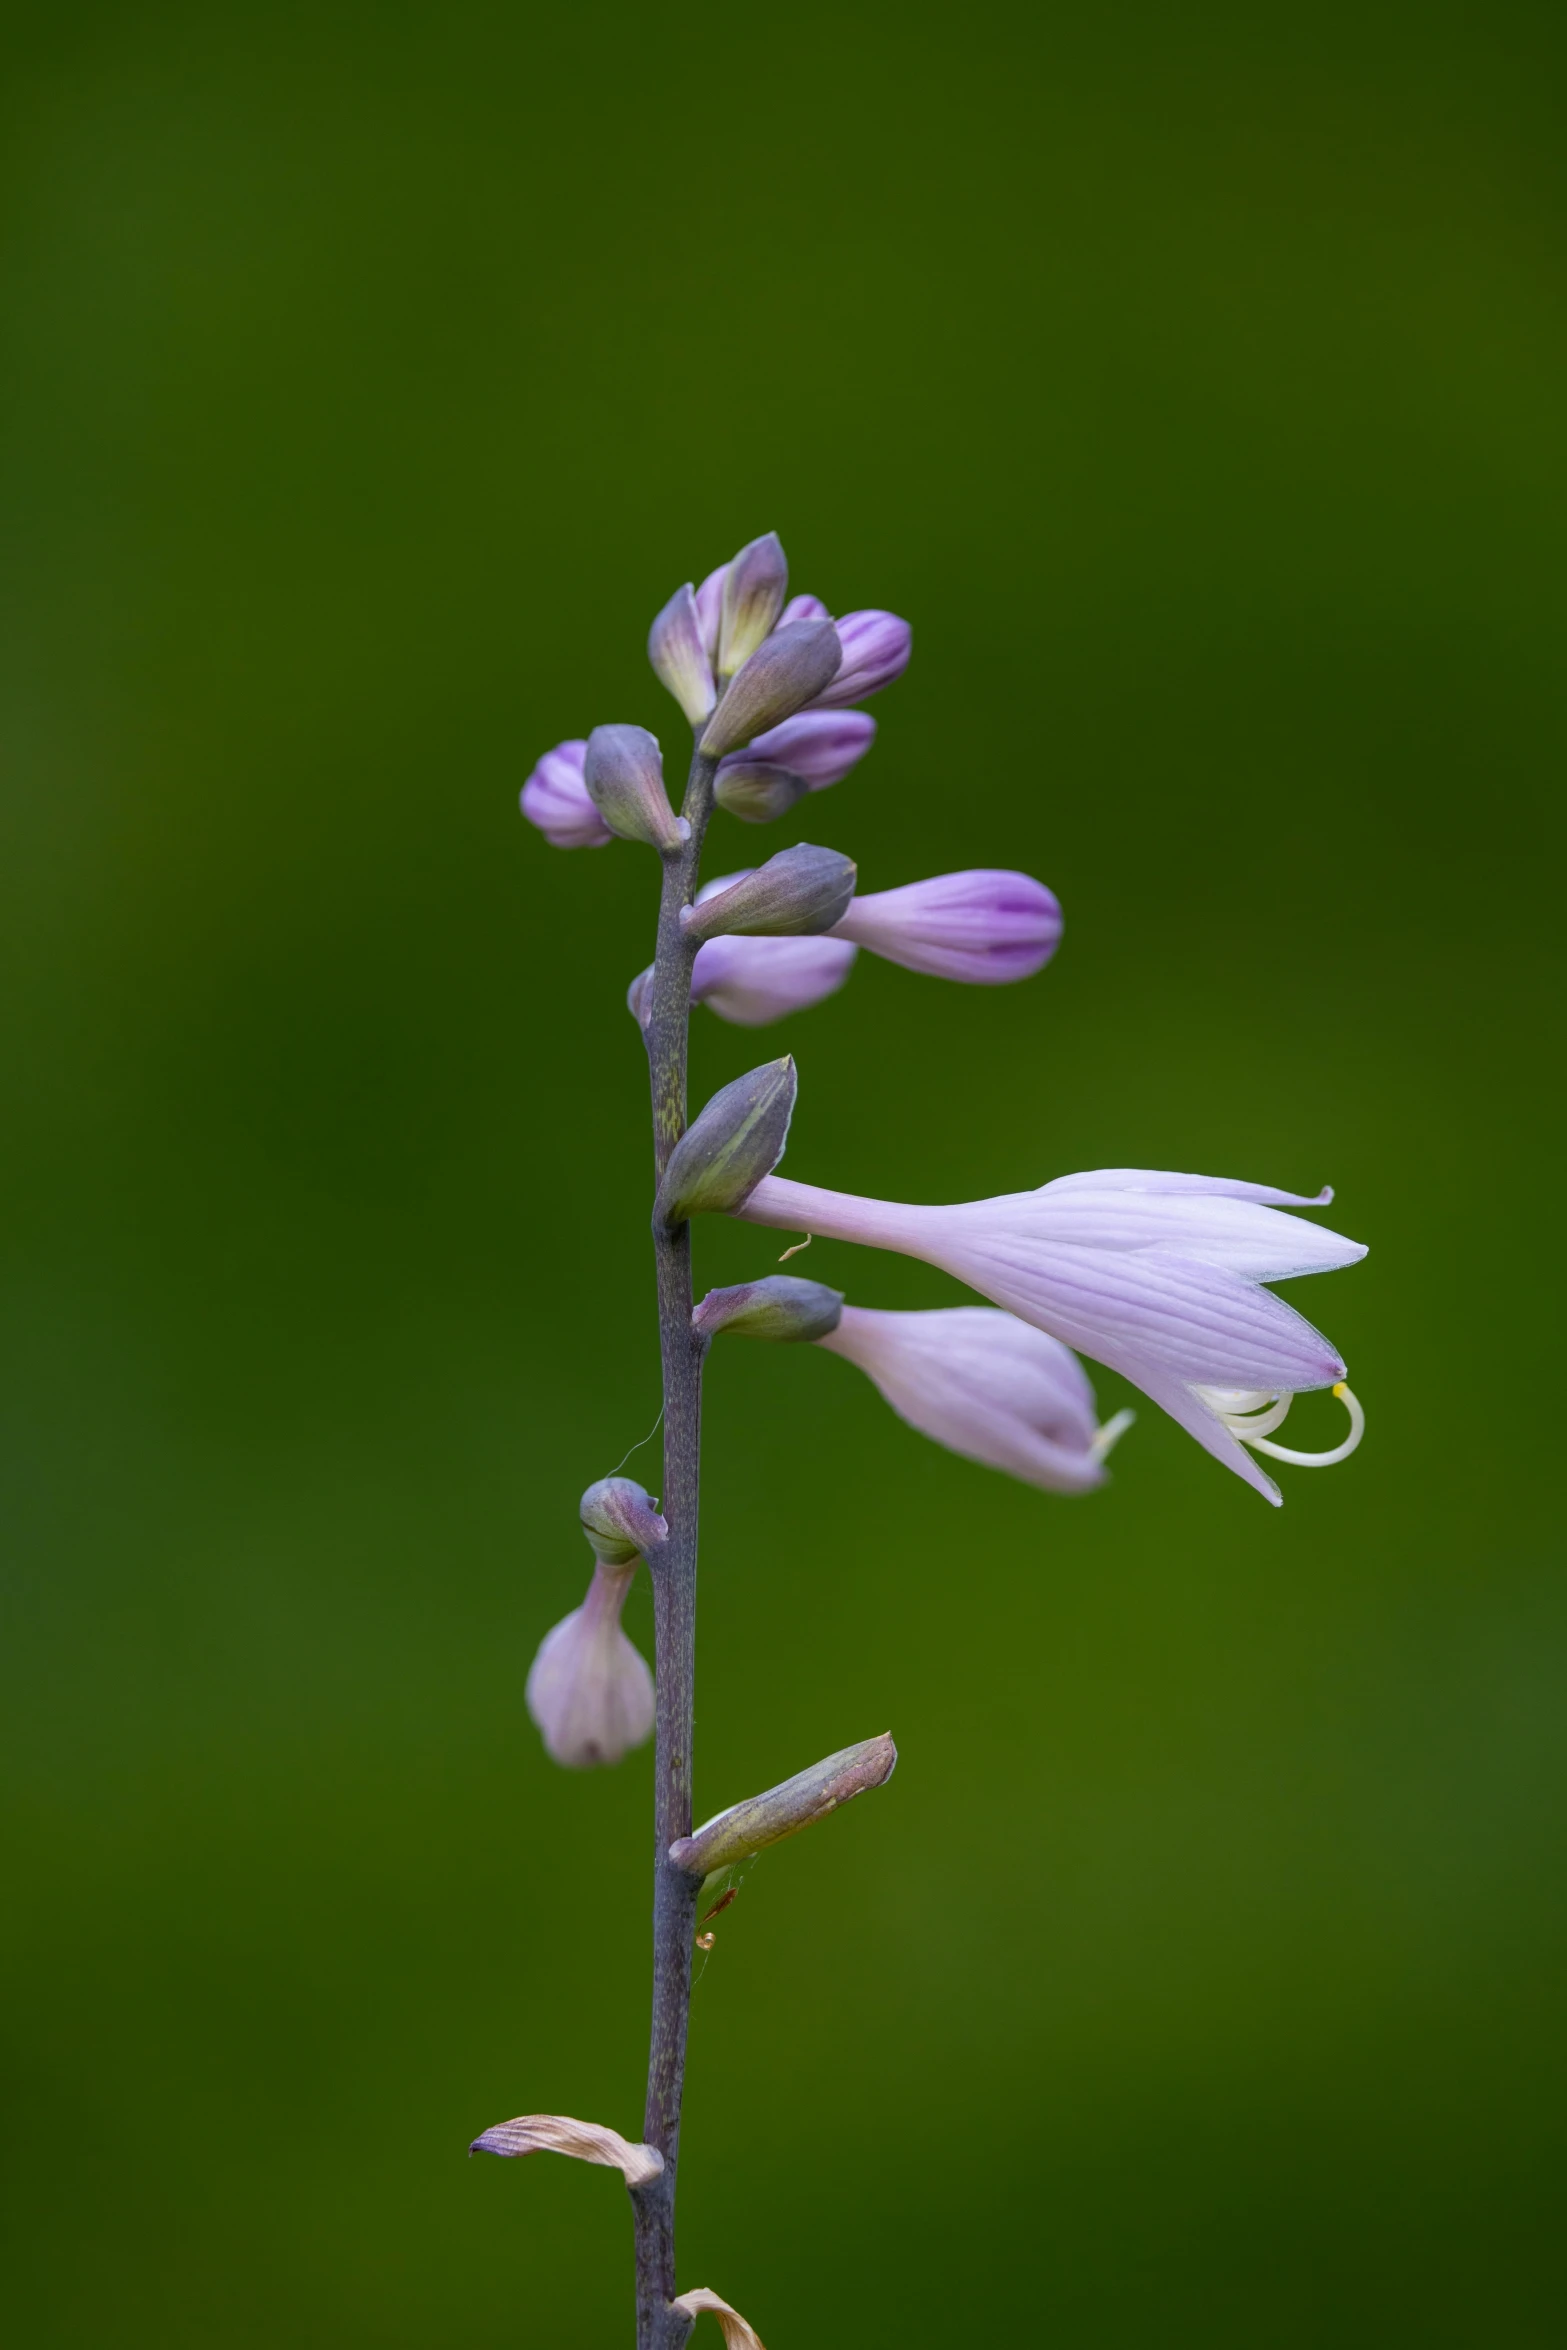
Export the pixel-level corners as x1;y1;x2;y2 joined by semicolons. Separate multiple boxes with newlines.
778;593;829;626
648;584;716;726
700;622;843;757
694;562;727;661
579;1475;667;1565
690;933;858;1026
653;1057;797;1228
808;608;911;707
733;1169;1367;1506
693;1274;844;1343
741;709;877;790
520;739;613;850
583;724;687;853
525;1563;654;1768
669;1732;897;1874
712;760;809;824
833;869;1062;983
820;1305;1130;1495
717;531;790;679
682;844;857;942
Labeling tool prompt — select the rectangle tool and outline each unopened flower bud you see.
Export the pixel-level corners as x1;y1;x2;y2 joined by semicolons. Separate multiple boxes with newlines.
647;584;716;727
833;868;1061;982
653;1058;796;1228
669;2289;766;2350
716;532;789;679
469;2111;664;2189
712;760;808;824
809;608;911;707
700;622;843;758
525;1564;655;1768
579;1475;668;1564
682;844;857;942
521;739;614;850
694;1274;844;1343
694;562;727;661
669;1733;897;1874
690;933;858;1025
742;709;877;790
626;964;655;1028
583;724;686;852
777;593;828;626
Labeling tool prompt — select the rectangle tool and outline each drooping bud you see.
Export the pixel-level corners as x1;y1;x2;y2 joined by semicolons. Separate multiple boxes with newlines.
712;760;808;824
741;708;877;790
669;2288;767;2350
653;1058;796;1228
693;1275;844;1343
647;585;716;727
583;724;686;852
716;532;789;679
808;608;912;707
468;2111;664;2190
520;739;614;849
690;933;858;1026
525;1564;655;1767
699;622;843;758
682;845;857;942
579;1475;667;1564
668;1733;897;1875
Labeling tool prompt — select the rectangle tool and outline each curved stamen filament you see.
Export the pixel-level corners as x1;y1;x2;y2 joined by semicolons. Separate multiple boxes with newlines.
1089;1407;1136;1463
1243;1382;1364;1467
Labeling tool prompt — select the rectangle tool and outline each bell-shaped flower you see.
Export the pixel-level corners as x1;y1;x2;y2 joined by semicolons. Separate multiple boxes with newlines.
818;1304;1132;1495
832;869;1061;982
734;1169;1367;1504
525;1563;655;1767
808;609;912;707
520;739;613;850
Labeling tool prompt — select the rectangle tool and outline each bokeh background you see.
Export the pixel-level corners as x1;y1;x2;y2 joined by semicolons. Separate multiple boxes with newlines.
3;2;1564;2342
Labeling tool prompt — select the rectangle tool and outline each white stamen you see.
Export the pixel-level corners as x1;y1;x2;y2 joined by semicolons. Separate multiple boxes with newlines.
1243;1382;1364;1467
1089;1407;1136;1463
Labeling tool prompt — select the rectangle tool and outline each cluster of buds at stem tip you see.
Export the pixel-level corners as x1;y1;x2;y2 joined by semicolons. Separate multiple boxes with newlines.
652;1058;796;1229
525;1477;666;1769
693;1274;844;1344
669;1733;897;1876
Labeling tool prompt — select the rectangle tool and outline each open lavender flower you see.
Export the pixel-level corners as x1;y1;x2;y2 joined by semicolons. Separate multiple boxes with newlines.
736;1169;1366;1504
832;869;1061;982
520;739;613;849
819;1305;1132;1495
525;1564;655;1768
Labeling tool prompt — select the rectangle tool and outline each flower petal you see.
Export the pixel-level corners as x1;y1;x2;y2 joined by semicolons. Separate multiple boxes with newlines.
468;2112;664;2189
670;2288;767;2350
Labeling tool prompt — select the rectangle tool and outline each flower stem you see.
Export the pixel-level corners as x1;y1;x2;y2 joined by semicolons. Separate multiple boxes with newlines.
630;745;718;2350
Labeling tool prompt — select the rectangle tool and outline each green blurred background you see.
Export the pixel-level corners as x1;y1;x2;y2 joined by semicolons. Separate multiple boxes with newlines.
3;2;1563;2341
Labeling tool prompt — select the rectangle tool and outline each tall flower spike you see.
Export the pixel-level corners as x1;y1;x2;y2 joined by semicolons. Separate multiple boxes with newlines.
716;532;789;680
700;622;843;758
468;2112;664;2189
653;1058;797;1227
648;584;717;727
833;869;1062;983
820;1305;1132;1495
733;1169;1366;1505
808;608;911;706
520;739;614;849
670;2288;767;2350
583;724;687;852
526;1562;655;1767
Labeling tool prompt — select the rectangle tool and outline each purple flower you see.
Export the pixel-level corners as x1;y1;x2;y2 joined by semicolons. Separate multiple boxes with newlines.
778;593;829;626
731;709;878;792
833;869;1061;983
691;932;859;1026
648;584;717;726
525;1563;655;1767
734;1169;1368;1504
819;1305;1132;1495
521;739;613;850
694;562;727;662
808;610;911;708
